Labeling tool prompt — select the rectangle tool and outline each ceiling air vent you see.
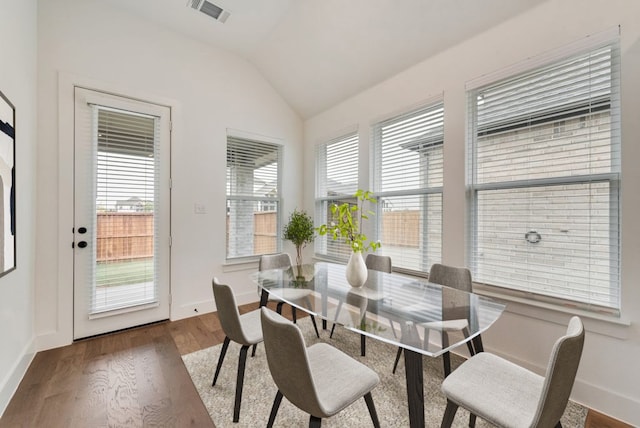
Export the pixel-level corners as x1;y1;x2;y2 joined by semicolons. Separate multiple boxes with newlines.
187;0;231;23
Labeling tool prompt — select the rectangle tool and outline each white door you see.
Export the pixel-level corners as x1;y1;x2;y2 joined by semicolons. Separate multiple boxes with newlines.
73;87;171;339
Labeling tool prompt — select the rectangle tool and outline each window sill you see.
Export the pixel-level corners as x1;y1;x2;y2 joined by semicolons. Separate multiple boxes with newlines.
473;285;631;339
222;258;258;272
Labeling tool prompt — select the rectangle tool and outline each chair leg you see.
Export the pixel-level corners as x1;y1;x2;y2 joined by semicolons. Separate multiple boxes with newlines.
266;390;283;428
472;333;484;353
309;315;320;338
470;413;477;428
233;345;250;423
442;333;451;378
363;392;381;428
441;400;459;428
555;422;563;428
361;335;366;357
392;347;403;374
462;327;475;356
251;343;258;357
329;323;337;338
292;306;297;323
309;415;322;427
276;301;285;314
212;337;230;386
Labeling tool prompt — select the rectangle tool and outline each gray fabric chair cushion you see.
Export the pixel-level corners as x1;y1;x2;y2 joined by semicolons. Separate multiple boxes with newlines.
237;309;264;345
365;254;392;273
213;278;263;346
442;352;544;428
307;343;380;417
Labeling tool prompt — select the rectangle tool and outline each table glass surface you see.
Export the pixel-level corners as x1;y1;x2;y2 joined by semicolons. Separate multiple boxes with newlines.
250;262;505;357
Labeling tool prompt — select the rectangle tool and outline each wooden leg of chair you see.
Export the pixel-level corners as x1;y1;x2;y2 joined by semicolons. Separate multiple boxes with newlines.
233;345;250;423
462;327;475;356
472;333;484;353
364;392;381;428
469;413;477;428
442;333;451;378
212;337;230;386
251;343;258;357
441;400;458;428
329;323;337;338
267;390;283;428
392;347;403;374
310;316;320;338
309;415;322;427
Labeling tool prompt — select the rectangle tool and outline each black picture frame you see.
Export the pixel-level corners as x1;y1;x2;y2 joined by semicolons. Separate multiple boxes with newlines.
0;90;16;278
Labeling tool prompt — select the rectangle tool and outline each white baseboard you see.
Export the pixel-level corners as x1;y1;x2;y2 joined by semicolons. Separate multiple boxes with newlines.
0;339;36;419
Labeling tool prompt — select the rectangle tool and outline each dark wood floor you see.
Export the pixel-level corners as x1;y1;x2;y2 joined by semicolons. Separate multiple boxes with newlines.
0;302;631;427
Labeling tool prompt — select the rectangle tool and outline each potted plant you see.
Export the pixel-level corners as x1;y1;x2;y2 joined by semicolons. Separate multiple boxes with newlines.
283;209;315;273
317;190;381;287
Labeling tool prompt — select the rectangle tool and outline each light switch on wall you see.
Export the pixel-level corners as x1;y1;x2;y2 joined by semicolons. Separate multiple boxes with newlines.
194;203;206;214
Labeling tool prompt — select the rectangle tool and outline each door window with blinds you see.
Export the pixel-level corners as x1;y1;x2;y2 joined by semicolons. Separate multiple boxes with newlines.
467;39;621;312
92;107;160;312
371;102;443;274
315;132;359;261
226;136;282;259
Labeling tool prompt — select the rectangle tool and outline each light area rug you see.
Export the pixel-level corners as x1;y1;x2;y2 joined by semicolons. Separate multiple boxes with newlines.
183;318;587;427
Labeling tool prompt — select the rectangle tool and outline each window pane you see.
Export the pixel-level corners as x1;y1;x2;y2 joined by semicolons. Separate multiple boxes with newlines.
226;136;281;259
378;194;442;272
474;182;618;307
372;102;444;273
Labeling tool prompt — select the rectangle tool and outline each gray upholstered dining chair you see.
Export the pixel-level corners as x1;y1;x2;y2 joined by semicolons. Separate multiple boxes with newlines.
329;253;392;356
260;307;381;428
440;316;585;428
259;253;320;338
211;277;264;423
392;263;478;376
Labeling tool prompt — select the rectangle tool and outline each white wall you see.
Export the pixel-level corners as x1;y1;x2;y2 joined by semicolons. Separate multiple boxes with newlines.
36;0;303;348
0;0;38;416
304;0;640;425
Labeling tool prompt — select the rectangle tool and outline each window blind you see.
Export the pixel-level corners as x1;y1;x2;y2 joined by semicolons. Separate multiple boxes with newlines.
226;136;282;259
315;133;359;261
92;106;159;313
467;41;621;312
372;102;444;273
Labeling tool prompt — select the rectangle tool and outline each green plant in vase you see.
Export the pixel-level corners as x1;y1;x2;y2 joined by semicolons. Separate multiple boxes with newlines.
283;209;315;278
317;190;381;287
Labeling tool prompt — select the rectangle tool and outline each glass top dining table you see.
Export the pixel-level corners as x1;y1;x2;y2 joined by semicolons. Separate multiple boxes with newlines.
250;262;506;427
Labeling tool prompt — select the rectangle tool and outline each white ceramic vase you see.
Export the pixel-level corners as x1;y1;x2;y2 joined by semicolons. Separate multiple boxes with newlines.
346;251;368;287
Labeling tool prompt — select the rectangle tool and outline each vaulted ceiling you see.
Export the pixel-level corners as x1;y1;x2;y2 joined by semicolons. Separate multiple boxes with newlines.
106;0;544;118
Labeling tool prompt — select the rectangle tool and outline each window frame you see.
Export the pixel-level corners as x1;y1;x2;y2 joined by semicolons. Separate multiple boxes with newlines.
370;101;445;276
466;38;621;315
225;134;283;261
314;131;359;262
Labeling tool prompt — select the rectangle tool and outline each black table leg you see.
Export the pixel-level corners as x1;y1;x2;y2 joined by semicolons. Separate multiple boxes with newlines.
404;348;424;428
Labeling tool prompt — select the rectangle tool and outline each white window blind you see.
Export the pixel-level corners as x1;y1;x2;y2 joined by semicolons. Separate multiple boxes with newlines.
372;102;443;274
93;106;159;313
226;136;282;259
467;40;621;312
315;132;359;261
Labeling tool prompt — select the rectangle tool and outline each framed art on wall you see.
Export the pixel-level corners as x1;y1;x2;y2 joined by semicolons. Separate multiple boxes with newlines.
0;90;16;277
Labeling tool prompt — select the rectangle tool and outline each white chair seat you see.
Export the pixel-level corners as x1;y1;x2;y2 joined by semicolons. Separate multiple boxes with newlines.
420;318;469;332
307;342;380;417
237;309;263;345
442;352;543;427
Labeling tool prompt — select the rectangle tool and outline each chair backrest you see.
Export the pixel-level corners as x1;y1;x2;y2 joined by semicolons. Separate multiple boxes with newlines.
428;263;472;292
260;307;323;416
212;277;250;344
532;316;585;427
365;254;392;273
259;253;293;271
